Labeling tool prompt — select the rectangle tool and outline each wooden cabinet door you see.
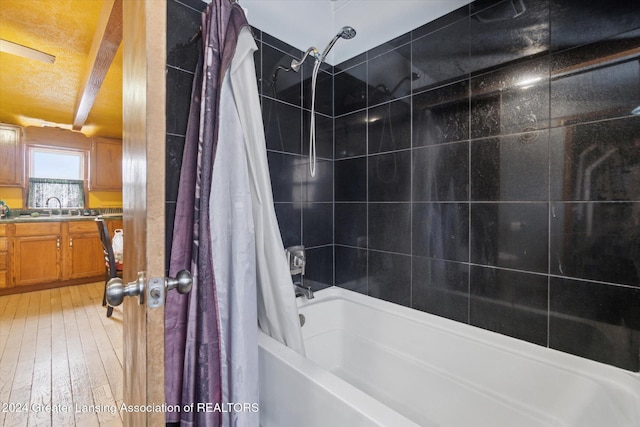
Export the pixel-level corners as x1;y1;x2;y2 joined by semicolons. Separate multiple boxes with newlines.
66;221;104;280
91;137;123;191
0;124;24;186
67;233;104;279
13;235;60;286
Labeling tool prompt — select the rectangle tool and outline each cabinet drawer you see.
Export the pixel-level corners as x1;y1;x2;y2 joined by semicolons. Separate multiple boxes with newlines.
68;221;99;235
0;252;6;269
0;224;6;236
14;222;61;236
0;237;6;251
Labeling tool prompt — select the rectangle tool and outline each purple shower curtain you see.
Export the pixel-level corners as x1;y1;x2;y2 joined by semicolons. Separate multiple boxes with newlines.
165;1;250;425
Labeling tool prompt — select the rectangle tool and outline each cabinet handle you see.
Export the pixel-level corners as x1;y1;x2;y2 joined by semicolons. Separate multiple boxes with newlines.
69;238;73;248
57;238;60;249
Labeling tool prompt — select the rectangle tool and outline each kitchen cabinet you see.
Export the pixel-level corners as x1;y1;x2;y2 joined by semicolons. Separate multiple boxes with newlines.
0;123;24;186
12;222;61;286
0;224;8;288
66;221;104;280
9;219;107;290
90;137;122;191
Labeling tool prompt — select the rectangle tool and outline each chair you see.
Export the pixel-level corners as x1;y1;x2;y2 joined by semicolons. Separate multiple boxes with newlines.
95;218;123;317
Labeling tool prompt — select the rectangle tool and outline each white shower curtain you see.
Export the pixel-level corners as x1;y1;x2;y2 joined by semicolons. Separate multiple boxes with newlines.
226;27;306;356
210;25;306;425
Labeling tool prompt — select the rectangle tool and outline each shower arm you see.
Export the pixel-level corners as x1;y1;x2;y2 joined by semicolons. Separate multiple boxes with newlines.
291;47;319;72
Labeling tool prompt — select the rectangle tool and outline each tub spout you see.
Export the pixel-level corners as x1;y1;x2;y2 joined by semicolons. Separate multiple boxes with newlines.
293;283;314;299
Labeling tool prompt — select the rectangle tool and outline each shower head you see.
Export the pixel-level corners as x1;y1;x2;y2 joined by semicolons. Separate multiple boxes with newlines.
318;26;357;64
339;26;356;39
290;26;356;73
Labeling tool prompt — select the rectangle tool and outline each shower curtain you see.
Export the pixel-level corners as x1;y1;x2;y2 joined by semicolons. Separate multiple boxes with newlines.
165;1;304;426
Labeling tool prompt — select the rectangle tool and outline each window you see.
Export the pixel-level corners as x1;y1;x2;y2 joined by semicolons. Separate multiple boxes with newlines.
27;147;87;208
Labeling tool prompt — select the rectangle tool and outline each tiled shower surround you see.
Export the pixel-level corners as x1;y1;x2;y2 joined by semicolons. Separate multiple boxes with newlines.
167;0;640;371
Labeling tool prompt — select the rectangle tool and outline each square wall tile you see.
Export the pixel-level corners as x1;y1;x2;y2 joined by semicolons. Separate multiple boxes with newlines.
368;44;412;106
274;202;301;248
468;0;549;74
413;80;470;147
471;202;548;273
368;203;411;254
335;203;367;247
335;111;367;159
368;99;412;154
471;130;549;201
304;246;334;290
470;266;548;346
412;203;469;262
303;203;333;248
550;202;640;286
551;33;640;127
413;142;469;202
550;277;640;371
550;0;640;51
335;157;366;202
336;245;368;294
335;63;367;116
368;151;412;201
412;257;469;323
368;250;411;306
267;151;303;203
411;16;470;90
262;97;301;154
470;56;550;138
549;117;640;201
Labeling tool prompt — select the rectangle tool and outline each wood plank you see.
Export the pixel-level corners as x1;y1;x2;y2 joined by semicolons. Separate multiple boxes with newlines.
28;289;53;426
3;292;36;427
60;286;100;426
73;0;123;130
0;282;123;427
0;293;20;360
50;287;76;426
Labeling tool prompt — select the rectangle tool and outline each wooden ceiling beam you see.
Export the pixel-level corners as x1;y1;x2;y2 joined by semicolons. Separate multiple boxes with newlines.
72;0;122;131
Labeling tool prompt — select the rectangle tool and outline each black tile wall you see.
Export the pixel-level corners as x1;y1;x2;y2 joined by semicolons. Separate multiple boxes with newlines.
329;0;640;371
165;0;206;273
168;0;640;372
257;30;334;289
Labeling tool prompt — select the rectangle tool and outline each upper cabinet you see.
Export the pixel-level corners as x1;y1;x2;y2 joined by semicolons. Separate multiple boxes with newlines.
90;137;122;191
0;124;24;187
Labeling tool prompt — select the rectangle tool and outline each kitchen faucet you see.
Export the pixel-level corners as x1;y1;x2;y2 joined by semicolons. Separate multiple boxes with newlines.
45;196;62;215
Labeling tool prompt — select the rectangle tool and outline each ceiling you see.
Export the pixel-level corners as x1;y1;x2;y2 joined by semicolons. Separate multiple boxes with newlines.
0;0;122;139
0;0;470;141
239;0;471;65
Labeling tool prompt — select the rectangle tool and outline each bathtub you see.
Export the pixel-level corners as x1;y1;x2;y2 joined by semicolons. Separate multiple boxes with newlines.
258;287;640;427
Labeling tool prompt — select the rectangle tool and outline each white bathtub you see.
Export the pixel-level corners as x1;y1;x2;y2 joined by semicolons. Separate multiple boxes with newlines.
258;287;640;427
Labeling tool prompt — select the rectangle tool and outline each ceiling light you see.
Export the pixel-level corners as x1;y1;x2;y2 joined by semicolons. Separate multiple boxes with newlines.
0;39;55;64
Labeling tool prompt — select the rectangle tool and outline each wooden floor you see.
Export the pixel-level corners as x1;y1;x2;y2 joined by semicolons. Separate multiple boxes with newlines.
0;282;123;426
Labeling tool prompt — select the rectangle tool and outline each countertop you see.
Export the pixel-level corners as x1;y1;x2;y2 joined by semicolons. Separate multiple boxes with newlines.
0;213;122;224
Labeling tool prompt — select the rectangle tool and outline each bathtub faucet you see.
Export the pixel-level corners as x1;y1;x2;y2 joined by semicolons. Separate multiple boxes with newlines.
293;282;314;299
285;245;306;276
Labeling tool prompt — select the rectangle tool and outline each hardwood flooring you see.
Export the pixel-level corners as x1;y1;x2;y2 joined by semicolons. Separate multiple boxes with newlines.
0;282;123;426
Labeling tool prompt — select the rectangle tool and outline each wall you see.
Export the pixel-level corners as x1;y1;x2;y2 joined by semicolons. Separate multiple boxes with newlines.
331;0;640;371
254;30;335;289
165;0;640;372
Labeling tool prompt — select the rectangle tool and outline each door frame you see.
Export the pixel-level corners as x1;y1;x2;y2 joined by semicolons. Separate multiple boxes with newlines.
122;0;166;425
